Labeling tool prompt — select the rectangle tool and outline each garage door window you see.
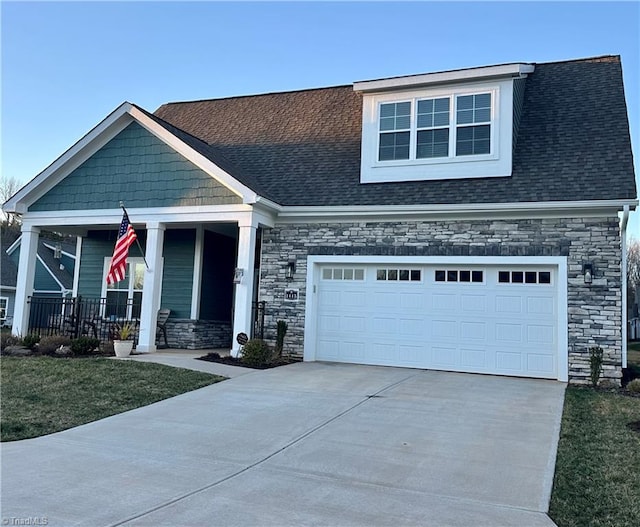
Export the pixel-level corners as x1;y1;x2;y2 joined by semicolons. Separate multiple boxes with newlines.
498;271;551;284
377;269;422;281
322;268;365;281
435;270;483;283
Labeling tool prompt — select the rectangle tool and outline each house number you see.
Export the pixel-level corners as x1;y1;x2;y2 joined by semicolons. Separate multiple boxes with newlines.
284;288;299;302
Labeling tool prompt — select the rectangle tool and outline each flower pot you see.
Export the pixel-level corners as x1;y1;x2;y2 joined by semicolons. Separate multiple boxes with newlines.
113;340;134;358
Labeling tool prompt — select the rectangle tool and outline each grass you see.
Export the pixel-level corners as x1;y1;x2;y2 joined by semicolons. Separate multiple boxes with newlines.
549;387;640;527
0;356;225;442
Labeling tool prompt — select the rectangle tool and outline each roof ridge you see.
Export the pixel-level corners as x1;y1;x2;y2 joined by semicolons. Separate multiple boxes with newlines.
155;84;353;110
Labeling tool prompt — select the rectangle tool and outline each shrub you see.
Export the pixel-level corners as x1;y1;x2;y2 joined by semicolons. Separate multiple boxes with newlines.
39;335;72;355
21;334;41;350
1;333;22;351
275;320;288;357
589;346;604;387
71;337;101;356
627;379;640;394
240;339;273;367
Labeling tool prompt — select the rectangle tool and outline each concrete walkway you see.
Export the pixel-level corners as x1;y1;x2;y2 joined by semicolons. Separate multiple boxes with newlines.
1;362;565;527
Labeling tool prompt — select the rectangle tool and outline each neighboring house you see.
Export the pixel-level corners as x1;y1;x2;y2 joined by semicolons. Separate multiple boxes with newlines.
1;234;76;327
2;55;636;384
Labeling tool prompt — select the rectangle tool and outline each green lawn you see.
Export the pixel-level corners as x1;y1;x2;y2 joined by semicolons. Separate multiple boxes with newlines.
549;387;640;527
0;356;225;442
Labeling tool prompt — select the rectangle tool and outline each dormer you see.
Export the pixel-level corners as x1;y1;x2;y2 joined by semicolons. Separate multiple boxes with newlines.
354;63;535;184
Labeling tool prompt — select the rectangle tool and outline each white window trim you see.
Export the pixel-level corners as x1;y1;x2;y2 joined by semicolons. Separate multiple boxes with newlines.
360;79;514;184
0;296;8;321
377;90;498;163
101;257;149;319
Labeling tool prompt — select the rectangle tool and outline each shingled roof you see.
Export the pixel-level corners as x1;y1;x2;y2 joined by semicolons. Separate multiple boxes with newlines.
154;56;636;207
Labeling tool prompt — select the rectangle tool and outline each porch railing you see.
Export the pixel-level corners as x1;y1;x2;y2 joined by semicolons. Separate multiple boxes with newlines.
27;296;139;345
27;296;267;346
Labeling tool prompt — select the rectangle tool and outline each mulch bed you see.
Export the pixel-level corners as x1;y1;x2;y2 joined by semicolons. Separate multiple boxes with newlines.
196;352;300;370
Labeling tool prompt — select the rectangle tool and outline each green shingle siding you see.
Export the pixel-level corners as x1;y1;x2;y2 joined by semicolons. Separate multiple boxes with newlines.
160;230;195;319
78;231;145;298
34;262;60;291
29;122;243;211
78;229;194;318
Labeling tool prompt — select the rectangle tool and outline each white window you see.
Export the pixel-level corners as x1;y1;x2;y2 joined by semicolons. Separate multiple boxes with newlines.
359;78;516;184
0;297;8;321
101;258;146;319
377;91;494;162
321;268;365;281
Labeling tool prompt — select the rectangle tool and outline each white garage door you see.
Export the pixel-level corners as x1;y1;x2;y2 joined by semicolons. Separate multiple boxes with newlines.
315;264;558;379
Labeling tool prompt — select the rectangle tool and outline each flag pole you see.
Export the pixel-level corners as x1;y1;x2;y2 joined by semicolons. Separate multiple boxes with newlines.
120;201;150;270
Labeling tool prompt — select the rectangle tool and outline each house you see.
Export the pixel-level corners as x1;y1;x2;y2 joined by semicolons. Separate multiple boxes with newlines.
2;55;636;384
1;232;76;327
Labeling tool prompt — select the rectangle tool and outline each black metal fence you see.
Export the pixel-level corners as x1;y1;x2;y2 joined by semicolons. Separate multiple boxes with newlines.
27;296;140;344
27;296;268;346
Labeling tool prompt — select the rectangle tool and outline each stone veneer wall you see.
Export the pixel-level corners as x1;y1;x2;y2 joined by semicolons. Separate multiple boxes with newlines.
163;319;232;350
258;217;622;384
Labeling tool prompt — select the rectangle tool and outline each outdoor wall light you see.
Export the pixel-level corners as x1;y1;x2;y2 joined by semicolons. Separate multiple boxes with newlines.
583;262;594;284
286;259;296;281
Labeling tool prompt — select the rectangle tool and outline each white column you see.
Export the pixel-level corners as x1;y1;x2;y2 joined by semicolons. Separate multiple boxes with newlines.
12;226;40;336
190;225;204;319
136;222;165;353
231;222;257;357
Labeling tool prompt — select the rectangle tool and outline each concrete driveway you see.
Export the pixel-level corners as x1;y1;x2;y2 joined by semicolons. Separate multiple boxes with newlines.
1;362;565;527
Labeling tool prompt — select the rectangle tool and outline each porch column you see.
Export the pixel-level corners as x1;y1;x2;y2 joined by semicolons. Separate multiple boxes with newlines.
12;225;40;336
136;222;165;353
231;222;257;357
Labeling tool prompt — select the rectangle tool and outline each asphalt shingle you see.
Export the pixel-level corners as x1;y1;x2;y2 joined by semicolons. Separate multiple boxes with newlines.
153;56;636;207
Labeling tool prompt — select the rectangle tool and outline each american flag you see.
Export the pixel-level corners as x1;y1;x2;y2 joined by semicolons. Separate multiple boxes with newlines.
106;211;137;285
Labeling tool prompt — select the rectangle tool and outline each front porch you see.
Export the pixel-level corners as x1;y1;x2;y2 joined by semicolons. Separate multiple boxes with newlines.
25;295;266;350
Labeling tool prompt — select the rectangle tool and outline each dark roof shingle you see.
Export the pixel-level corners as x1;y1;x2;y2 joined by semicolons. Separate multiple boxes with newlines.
154;56;636;207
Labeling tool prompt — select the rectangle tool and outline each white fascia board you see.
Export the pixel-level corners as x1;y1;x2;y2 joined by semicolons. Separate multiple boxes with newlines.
127;106;258;203
276;199;638;223
6;237;21;256
354;64;535;93
3;102;262;214
19;203;277;229
41;242;76;260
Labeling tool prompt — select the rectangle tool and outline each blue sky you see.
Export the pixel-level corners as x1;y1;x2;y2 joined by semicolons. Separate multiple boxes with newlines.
2;1;639;235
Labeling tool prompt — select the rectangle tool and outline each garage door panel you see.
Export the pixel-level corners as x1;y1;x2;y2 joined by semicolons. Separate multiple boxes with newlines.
495;323;523;343
315;264;558;379
496;350;524;371
460;348;488;369
342;290;367;307
433;320;456;338
432;346;458;366
433;293;457;311
461;321;486;341
495;295;522;314
461;294;486;312
527;353;554;374
399;317;426;337
527;324;555;345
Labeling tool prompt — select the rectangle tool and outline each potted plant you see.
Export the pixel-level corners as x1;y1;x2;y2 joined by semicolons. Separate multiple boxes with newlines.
113;322;135;357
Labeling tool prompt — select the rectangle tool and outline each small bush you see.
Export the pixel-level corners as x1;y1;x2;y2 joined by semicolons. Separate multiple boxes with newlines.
38;335;72;355
21;334;41;350
589;346;604;387
71;337;101;356
1;333;22;351
240;339;273;367
627;379;640;394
